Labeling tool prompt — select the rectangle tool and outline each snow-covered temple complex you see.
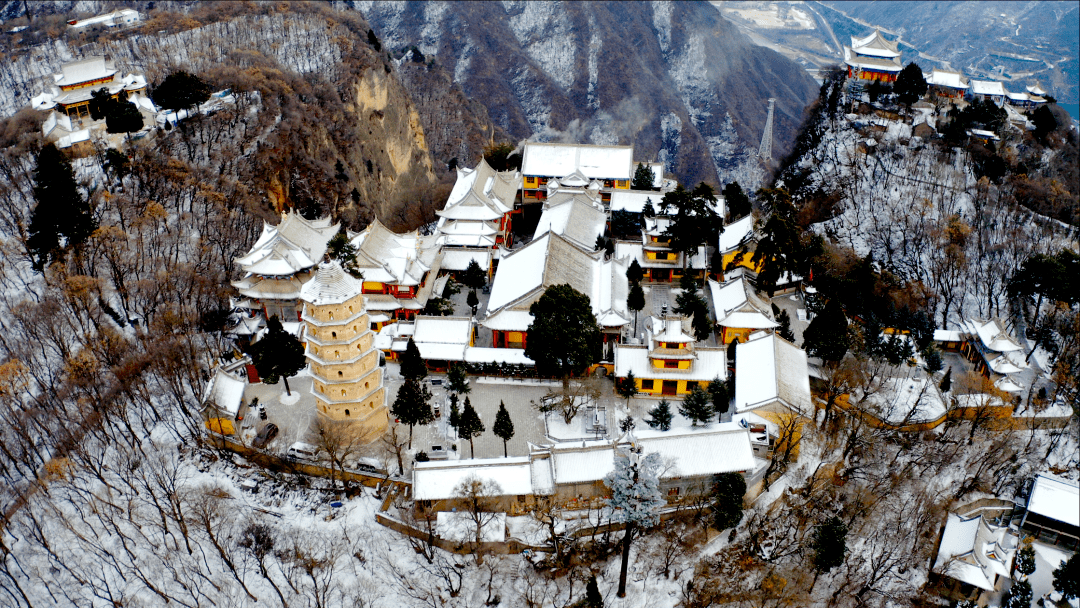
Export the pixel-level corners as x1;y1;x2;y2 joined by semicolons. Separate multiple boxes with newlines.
232;211;340;328
436;158;518;259
734;333;812;422
32;56;150;119
614;315;726;399
844;30;902;82
521;142;639;204
482;231;629;356
708;277;777;345
960;318;1027;394
348;218;444;323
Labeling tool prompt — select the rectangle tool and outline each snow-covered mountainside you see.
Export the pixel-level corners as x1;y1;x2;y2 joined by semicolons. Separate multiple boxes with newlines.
778;75;1077;328
352;0;820;190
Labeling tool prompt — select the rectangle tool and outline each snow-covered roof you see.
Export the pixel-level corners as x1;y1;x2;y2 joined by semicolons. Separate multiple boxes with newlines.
550;440;618;485
986;354;1022;375
486;235;553;312
55;56;116;87
413;316;473;347
609;190;661;214
548;427;755;486
479;310;535;332
708;278;776;329
653;316;696;345
850;30;900;58
204;369;245;417
521;142;634;180
531;457;554;494
299;261;363;306
463;347;533;365
614;344;726;381
413;457;534;500
42;111;73;138
438;158;515;221
233;274;308;300
934;329;963;343
964;318;1022;353
483;231;628;332
927;69;969;90
1027;474;1080;527
971;80;1007;97
843;46;901;73
613;241;708;271
936;511;1018;592
1027;82;1048;96
636;426;757;478
994;376;1024;393
349;218;438;287
735;333;811;414
720;214;754;252
534;195;607;250
56;128;91;149
69;9;140;29
440;248;492;272
235;211;340;277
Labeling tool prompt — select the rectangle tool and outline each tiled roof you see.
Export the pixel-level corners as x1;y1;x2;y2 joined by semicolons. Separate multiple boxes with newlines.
299;261;364;306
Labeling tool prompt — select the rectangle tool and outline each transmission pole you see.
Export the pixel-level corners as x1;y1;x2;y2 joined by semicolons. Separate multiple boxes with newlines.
758;98;775;162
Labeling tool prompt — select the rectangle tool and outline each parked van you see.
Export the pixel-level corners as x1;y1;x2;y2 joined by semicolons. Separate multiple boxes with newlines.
287;442;320;461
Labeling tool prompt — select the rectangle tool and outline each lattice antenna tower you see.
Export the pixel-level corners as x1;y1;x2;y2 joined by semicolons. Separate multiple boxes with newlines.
758;98;776;162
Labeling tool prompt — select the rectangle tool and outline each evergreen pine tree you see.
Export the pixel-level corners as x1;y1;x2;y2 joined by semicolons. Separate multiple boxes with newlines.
326;232;361;277
642;198;655;218
1053;553;1079;600
391;378;434;449
679;384;714;426
458;397;485;458
448;393;461;433
924;344;944;374
105;101;144;134
627;282;645;335
712;472;747;530
461;259;487;291
447;361;471;395
633;162;655;190
249;316;307;396
492;401;514;457
627;258;645;284
893;62;928;107
811;516;848;581
940;367;953;392
722;181;752;220
647;400;673;431
399;337;427;381
615;372;639;408
776;309;795;342
27;143;96;270
802;299;851;362
585;574;603;607
1015;545;1036;579
708;376;729;421
152;70;212;113
1003;579;1033;608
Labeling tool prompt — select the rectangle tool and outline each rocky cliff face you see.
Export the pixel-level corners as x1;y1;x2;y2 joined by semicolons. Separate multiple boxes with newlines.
352;0;820;190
